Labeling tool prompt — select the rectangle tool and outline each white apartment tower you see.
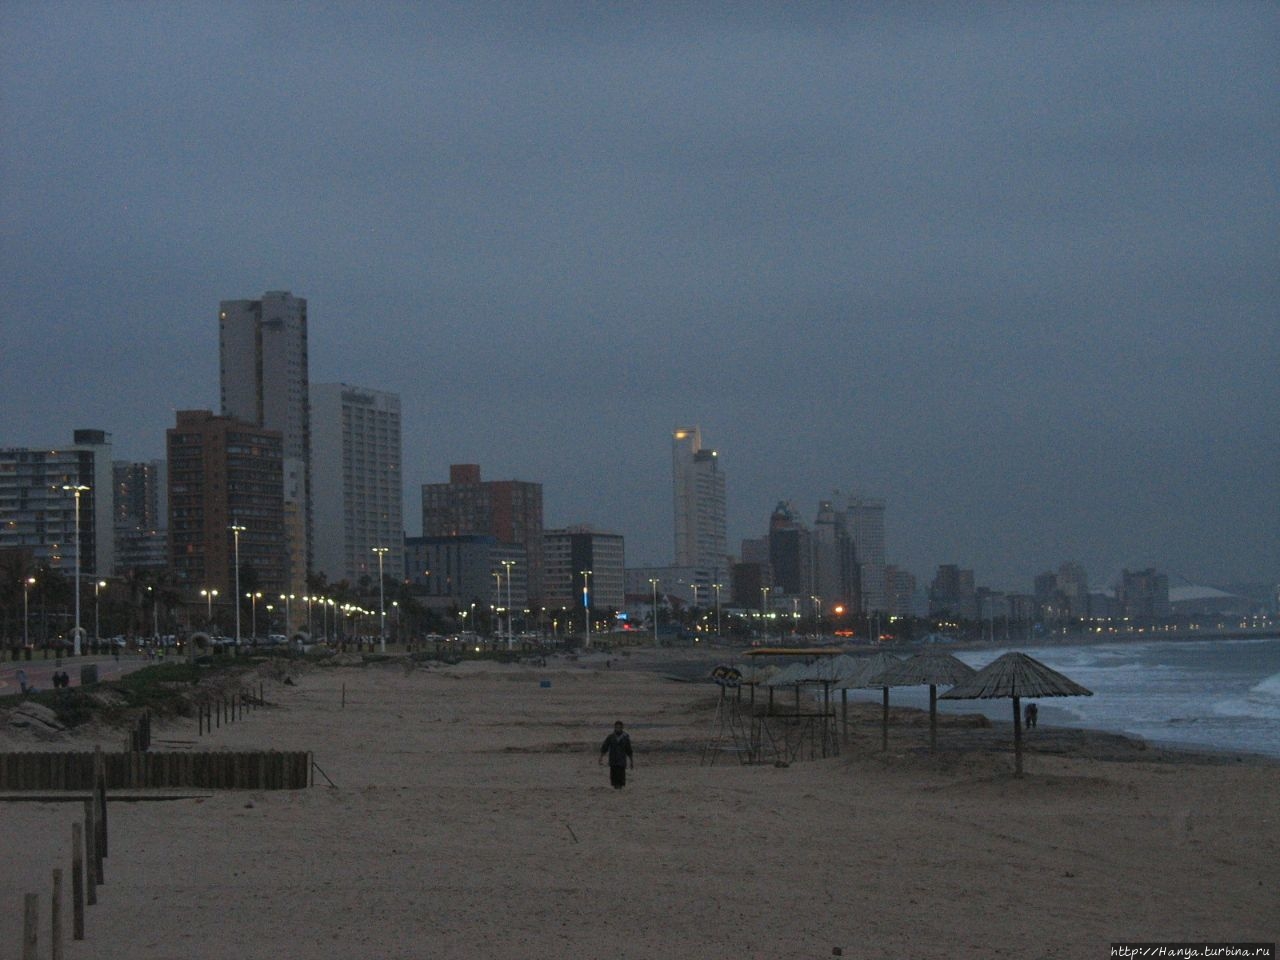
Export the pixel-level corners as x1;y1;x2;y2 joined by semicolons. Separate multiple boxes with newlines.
310;384;403;586
219;291;311;596
672;426;726;587
847;496;887;613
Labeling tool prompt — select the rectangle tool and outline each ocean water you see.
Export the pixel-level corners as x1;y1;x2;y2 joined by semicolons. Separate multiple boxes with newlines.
839;636;1280;759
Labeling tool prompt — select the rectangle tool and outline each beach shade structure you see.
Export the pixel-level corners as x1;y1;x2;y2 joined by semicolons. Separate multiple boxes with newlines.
875;651;977;752
836;652;903;751
940;652;1093;776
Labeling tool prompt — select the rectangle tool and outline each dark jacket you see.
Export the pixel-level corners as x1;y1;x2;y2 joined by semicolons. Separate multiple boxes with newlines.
600;731;633;767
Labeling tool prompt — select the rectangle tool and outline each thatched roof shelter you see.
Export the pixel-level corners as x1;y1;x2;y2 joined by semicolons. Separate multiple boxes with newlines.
941;652;1093;774
876;651;977;751
834;652;903;751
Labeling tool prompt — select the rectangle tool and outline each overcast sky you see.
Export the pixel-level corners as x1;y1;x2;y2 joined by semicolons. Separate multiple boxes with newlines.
2;3;1276;592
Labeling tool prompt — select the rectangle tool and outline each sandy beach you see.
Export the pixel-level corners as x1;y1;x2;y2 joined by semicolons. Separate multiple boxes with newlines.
2;647;1277;959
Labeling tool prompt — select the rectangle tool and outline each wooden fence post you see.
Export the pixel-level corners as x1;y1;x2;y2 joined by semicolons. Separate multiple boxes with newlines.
22;893;37;960
71;822;85;940
51;868;63;960
82;800;98;902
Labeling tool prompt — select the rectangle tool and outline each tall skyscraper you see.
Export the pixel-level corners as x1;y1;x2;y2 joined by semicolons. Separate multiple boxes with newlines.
113;459;167;571
671;426;726;587
847;496;886;613
0;429;114;576
219;291;310;597
422;465;544;598
310;383;403;585
167;410;286;597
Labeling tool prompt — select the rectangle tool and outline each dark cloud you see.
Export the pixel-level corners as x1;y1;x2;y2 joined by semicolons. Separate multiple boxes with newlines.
2;2;1276;590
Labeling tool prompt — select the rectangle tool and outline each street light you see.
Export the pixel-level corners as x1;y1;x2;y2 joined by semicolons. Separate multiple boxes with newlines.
61;483;90;656
201;588;219;629
649;578;660;645
581;570;592;649
492;568;503;640
94;580;107;642
23;576;35;648
280;594;293;638
229;524;246;645
372;547;389;653
713;583;722;637
246;591;262;641
760;586;772;640
501;559;515;649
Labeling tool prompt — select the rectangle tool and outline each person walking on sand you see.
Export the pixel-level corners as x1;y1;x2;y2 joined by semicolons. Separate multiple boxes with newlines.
1024;702;1038;729
599;720;634;789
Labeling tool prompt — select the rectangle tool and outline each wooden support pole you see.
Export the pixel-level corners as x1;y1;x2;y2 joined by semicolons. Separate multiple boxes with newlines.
94;745;107;859
51;868;63;960
71;823;85;940
82;801;97;902
22;893;37;960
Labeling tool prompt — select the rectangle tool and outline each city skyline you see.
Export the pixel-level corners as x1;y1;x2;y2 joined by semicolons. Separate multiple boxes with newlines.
2;5;1276;590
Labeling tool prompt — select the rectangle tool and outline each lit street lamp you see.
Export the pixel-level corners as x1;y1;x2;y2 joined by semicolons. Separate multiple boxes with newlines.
23;576;36;648
649;578;661;646
229;524;246;645
201;588;219;628
501;559;515;649
280;594;293;637
61;483;90;656
94;579;107;641
581;570;592;649
372;547;389;652
246;591;262;641
713;583;722;637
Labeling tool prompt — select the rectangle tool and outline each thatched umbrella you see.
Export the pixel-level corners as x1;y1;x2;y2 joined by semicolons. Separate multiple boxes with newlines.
836;652;902;751
940;651;1092;775
876;651;977;751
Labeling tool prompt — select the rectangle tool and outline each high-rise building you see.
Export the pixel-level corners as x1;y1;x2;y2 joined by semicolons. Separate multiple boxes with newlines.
219;291;310;597
0;429;114;576
167;410;286;597
544;527;625;612
310;384;403;586
403;535;527;615
671;427;726;588
847;496;886;613
812;498;858;611
768;501;813;598
1117;568;1170;622
113;459;167;571
928;564;976;619
883;565;916;619
421;464;544;598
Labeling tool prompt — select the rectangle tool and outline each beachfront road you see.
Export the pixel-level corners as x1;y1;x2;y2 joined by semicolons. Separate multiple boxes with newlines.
0;653;155;695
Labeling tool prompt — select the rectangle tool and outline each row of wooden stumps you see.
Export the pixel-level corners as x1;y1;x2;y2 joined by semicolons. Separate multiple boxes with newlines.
21;747;108;960
197;682;265;736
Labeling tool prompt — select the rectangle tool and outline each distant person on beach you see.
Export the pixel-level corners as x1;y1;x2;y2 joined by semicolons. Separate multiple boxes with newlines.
1025;702;1038;728
599;720;634;789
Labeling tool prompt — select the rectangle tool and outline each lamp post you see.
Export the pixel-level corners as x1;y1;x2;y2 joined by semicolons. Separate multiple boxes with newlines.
247;591;262;642
649;578;660;646
581;570;592;649
760;586;771;641
229;524;246;646
23;576;35;648
713;583;722;637
280;594;293;637
501;559;515;649
492;569;503;642
372;547;389;652
62;483;90;656
94;580;107;642
201;588;219;630
811;595;822;638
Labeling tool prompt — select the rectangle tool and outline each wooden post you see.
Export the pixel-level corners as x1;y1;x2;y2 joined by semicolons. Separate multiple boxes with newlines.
51;868;63;960
71;823;85;940
1012;696;1023;777
342;683;346;708
841;688;849;743
929;684;938;752
22;893;37;960
82;801;97;903
881;686;889;752
93;746;107;859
